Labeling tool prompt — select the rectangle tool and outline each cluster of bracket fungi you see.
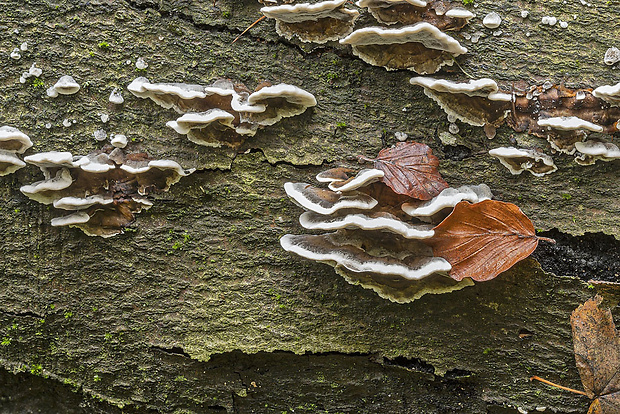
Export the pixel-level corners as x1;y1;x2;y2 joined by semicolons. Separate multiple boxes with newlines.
410;77;620;174
259;0;473;74
128;76;316;149
3;71;316;238
19;148;192;237
281;154;495;303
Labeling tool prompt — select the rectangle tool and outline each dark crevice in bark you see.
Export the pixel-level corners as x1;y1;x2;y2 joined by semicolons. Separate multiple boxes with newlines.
382;355;436;375
0;309;45;319
150;345;192;358
533;228;620;283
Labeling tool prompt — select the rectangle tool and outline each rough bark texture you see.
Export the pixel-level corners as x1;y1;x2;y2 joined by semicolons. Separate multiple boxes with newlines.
0;0;619;413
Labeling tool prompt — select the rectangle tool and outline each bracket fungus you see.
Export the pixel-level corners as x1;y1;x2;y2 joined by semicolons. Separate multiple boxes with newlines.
593;82;620;106
508;84;620;153
409;77;511;136
401;184;493;220
0;126;33;176
281;142;547;300
281;166;475;303
488;147;558;177
46;75;80;98
356;0;473;30
574;140;620;165
536;116;604;155
128;77;316;149
340;23;467;73
412;77;620;150
261;0;360;43
20;148;193;237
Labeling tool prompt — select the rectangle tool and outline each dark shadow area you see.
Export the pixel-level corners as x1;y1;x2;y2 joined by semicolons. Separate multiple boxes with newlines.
533;229;620;282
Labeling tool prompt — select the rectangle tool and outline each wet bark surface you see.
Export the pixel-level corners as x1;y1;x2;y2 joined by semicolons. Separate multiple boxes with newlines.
0;0;619;412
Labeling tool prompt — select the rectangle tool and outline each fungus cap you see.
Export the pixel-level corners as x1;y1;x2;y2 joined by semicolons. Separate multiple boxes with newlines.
402;184;493;216
488;147;558;177
47;75;80;97
356;0;428;6
261;0;360;43
0;150;26;176
0;126;33;154
340;23;467;55
574;140;620;165
537;116;604;132
299;211;435;239
325;168;385;192
166;109;236;135
284;182;378;215
592;82;620;106
280;233;451;280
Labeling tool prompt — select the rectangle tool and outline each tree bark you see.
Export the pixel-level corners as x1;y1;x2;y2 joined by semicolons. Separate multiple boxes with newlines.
0;0;619;412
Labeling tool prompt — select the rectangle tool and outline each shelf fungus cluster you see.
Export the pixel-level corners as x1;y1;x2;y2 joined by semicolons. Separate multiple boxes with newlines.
127;77;316;149
280;167;498;302
19;148;193;237
261;0;360;43
0;126;32;176
411;77;620;172
258;0;471;73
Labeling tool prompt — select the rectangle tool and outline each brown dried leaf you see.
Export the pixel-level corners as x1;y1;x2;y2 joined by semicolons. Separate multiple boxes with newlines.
427;200;543;281
571;295;620;414
371;142;448;200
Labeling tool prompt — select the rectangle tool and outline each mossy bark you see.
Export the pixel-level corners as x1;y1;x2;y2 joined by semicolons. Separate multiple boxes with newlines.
0;0;619;412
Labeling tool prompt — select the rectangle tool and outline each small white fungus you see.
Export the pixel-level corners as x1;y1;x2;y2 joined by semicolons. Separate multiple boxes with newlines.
10;48;21;59
559;21;568;28
135;57;148;70
62;119;72;127
20;41;28;51
110;134;128;148
100;113;109;123
604;47;620;66
395;132;408;142
449;123;459;134
483;12;502;29
45;123;52;129
493;30;502;36
541;16;557;26
93;129;107;141
520;10;529;18
28;63;42;77
108;88;124;104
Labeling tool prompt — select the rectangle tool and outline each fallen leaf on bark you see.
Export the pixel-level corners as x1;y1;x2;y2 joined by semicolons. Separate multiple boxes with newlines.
363;142;448;200
572;295;620;413
427;199;552;281
531;295;620;413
